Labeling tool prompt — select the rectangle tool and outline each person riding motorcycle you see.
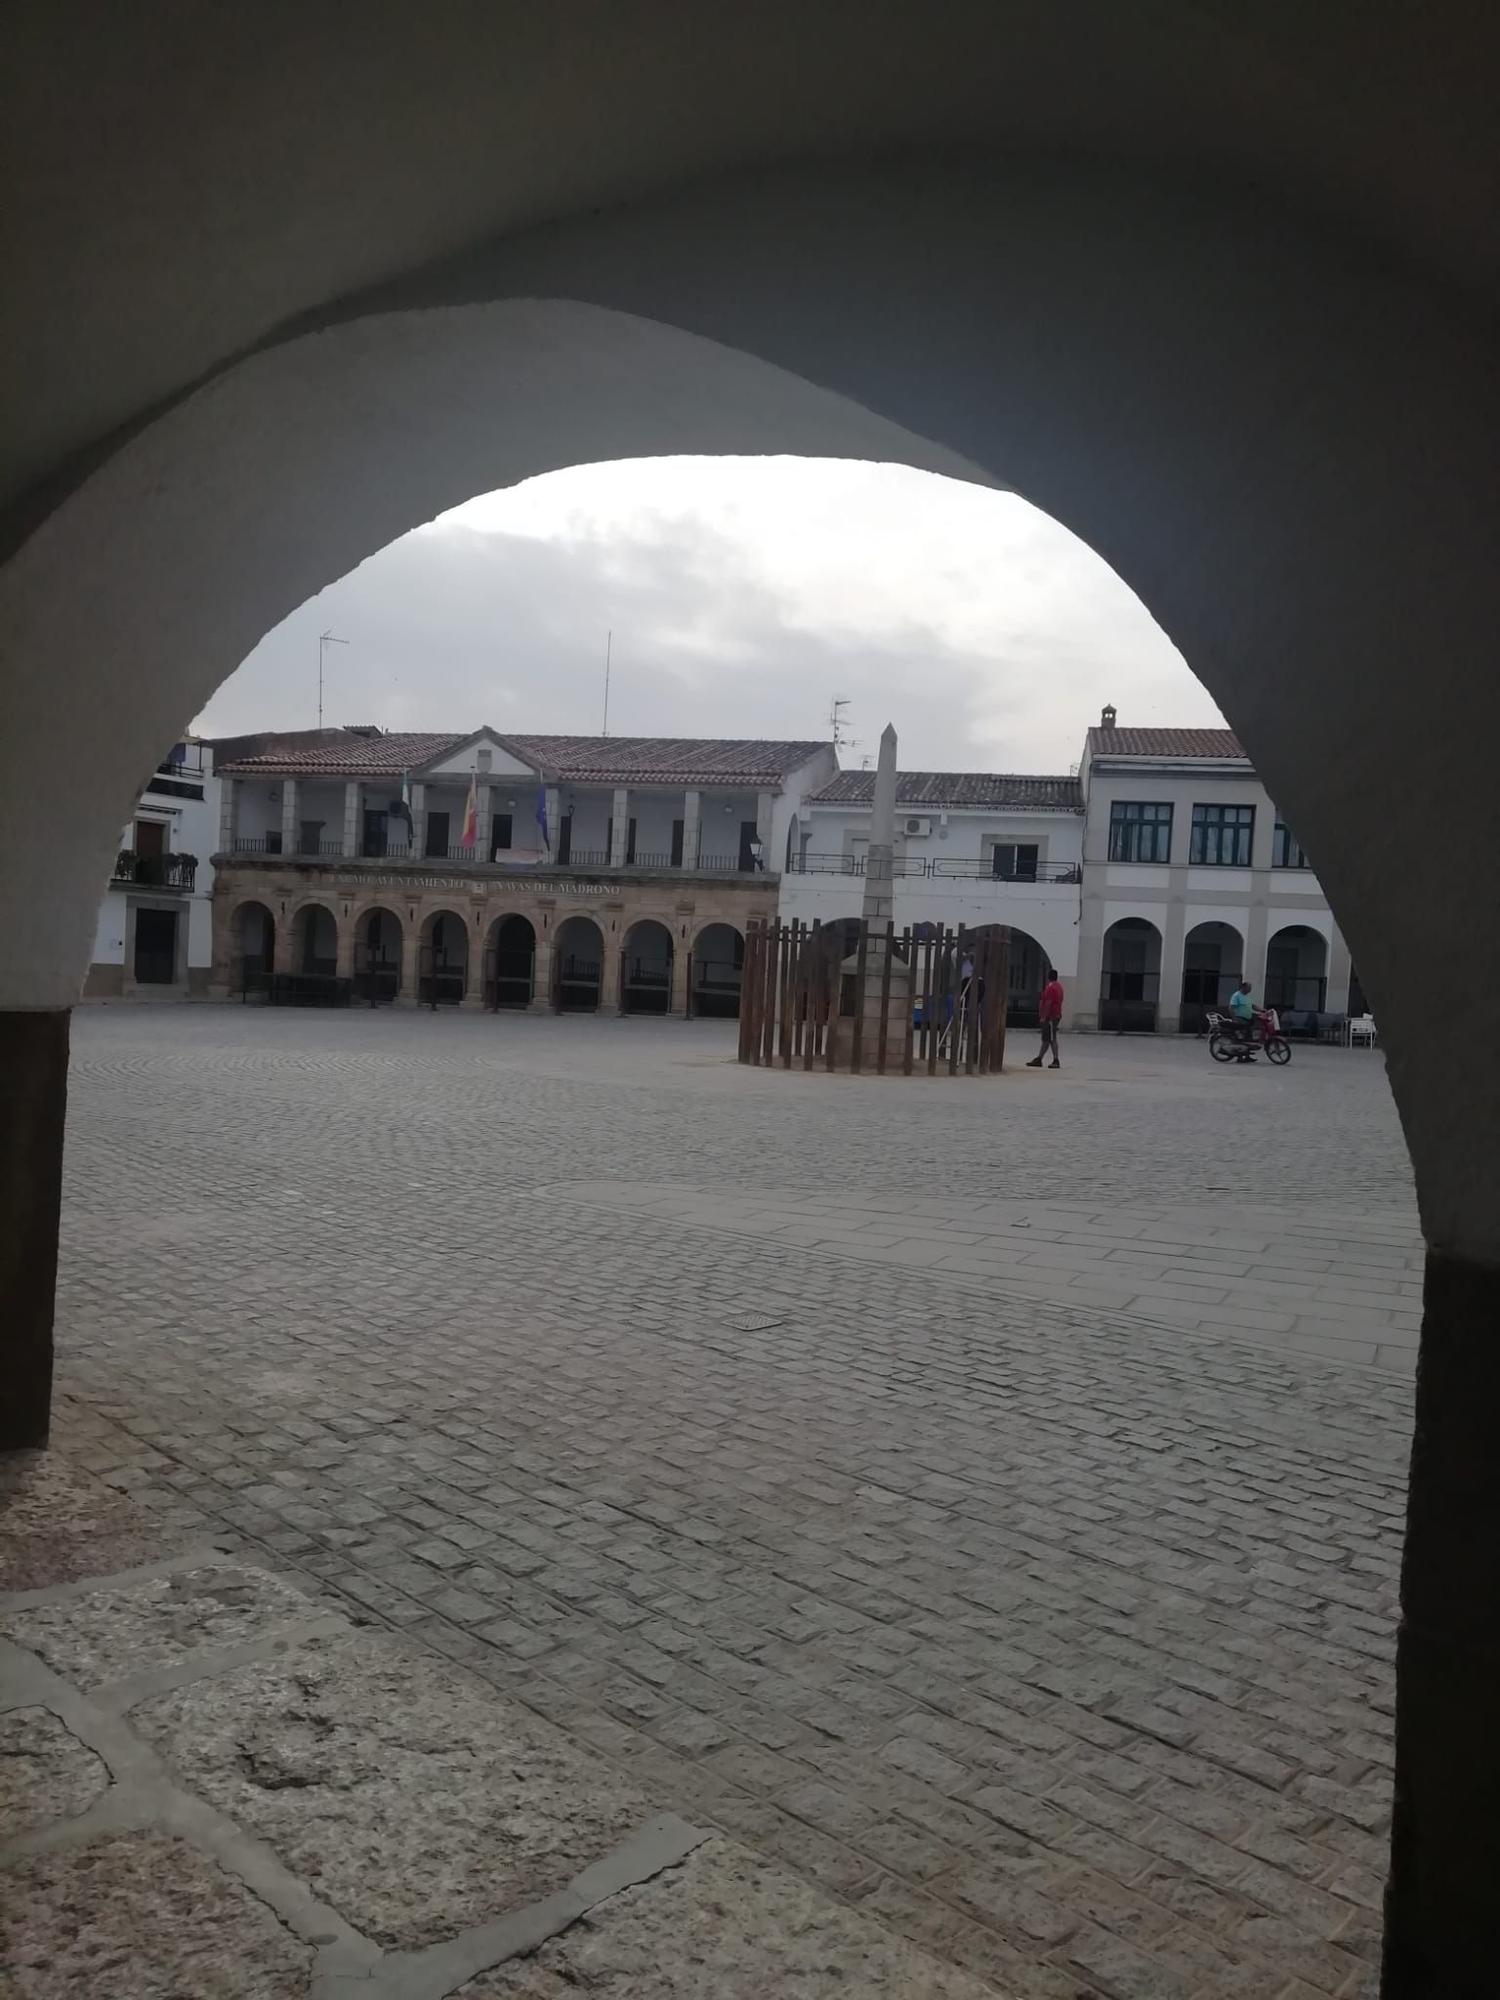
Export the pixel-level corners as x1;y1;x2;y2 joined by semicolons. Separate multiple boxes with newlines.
1228;978;1259;1054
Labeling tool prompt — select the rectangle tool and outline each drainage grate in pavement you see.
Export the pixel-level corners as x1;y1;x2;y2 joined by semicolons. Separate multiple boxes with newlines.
721;1311;788;1333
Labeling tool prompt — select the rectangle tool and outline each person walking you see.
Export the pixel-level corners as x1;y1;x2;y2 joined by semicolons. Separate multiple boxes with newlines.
1027;969;1064;1069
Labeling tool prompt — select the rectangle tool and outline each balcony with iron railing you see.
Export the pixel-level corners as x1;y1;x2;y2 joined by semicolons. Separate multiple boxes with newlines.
112;851;198;891
786;853;1081;883
218;834;771;878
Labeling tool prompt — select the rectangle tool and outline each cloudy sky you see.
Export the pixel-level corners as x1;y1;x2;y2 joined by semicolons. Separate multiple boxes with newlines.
195;457;1221;772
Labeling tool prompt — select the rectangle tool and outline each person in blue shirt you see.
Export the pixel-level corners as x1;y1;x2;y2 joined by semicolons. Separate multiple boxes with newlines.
1228;979;1258;1050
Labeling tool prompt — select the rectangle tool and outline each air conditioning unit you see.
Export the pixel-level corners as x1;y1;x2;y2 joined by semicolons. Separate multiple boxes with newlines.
903;816;933;838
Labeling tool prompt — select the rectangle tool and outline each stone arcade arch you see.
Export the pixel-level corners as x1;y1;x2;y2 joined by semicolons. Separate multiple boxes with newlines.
5;56;1500;1977
418;908;469;1007
290;902;338;978
620;919;674;1015
1180;920;1246;1035
354;906;403;1005
553;916;605;1014
227;899;275;998
690;922;745;1019
1099;917;1163;1034
484;913;536;1011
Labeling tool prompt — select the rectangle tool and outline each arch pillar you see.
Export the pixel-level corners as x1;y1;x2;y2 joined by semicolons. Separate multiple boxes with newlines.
598;932;622;1015
335;908;355;980
670;928;690;1016
530;938;553;1011
459;908;485;1008
397;929;420;1008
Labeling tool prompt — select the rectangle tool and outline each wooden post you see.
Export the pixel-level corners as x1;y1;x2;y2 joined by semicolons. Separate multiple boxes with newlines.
850;920;869;1074
994;931;1010;1071
779;920;797;1066
952;932;964;1080
924;931;938;1077
825;928;840;1072
737;926;758;1062
876;919;894;1074
804;922;819;1070
760;923;779;1066
901;926;915;1076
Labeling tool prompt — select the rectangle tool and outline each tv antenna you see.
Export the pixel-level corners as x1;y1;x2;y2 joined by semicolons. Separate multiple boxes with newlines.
317;630;348;731
829;695;852;753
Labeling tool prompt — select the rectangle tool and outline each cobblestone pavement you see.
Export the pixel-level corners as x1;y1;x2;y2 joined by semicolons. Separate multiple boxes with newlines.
50;1007;1419;1999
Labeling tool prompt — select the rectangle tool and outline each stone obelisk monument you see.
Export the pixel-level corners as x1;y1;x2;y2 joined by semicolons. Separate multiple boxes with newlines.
861;722;899;931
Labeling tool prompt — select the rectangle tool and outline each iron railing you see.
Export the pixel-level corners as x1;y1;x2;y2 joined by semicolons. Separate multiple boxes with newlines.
112;851;198;890
786;854;1081;883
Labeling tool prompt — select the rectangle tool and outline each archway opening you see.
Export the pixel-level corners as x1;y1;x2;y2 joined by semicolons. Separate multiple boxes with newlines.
621;919;674;1015
292;903;337;978
1266;924;1329;1033
1000;928;1050;1028
690;923;745;1019
230;900;275;999
553;916;604;1012
354;906;402;1005
419;909;469;1006
1099;917;1162;1033
485;913;536;1011
1180;920;1245;1035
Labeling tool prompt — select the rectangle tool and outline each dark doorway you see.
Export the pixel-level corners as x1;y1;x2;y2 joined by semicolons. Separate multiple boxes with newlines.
424;809;450;858
133;908;177;984
738;821;757;871
491;813;513;858
671;819;685;866
557;813;573;864
134;819;166;858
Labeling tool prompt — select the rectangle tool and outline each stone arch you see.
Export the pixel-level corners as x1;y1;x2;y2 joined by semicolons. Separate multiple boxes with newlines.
690;921;744;1019
485;911;536;1010
354;904;403;1004
228;898;275;997
1180;920;1245;1035
290;900;338;978
620;918;674;1015
1099;917;1163;1034
996;927;1051;1029
1265;924;1329;1021
419;906;469;1006
553;914;604;1013
6;140;1500;1978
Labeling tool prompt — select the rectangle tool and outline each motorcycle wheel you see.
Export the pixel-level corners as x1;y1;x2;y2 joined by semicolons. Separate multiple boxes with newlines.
1264;1035;1291;1065
1208;1033;1237;1063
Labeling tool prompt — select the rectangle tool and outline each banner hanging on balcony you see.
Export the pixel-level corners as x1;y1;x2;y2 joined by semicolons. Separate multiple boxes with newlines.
460;773;479;849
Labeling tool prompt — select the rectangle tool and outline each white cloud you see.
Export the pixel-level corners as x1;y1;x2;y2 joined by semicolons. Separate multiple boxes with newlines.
196;456;1221;769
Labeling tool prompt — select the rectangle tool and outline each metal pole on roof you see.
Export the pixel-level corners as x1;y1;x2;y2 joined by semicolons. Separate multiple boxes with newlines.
318;631;348;731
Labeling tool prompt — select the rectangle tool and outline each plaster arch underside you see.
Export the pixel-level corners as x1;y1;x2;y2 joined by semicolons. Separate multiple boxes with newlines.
4;156;1499;1991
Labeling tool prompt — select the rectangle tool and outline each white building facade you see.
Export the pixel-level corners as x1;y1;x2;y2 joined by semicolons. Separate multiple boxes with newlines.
85;740;221;997
778;771;1084;1024
1074;716;1353;1035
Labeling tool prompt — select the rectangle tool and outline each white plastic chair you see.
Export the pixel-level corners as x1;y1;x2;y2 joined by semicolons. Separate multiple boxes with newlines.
1347;1014;1378;1047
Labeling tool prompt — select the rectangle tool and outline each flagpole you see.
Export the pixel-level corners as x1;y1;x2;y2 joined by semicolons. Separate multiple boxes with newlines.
602;629;612;737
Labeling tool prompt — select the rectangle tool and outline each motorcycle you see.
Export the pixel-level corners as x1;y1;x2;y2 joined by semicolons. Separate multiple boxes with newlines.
1207;1007;1291;1066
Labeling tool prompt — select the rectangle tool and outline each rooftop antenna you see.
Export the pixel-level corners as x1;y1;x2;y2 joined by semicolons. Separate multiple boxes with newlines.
317;631;348;731
829;695;852;753
602;629;613;736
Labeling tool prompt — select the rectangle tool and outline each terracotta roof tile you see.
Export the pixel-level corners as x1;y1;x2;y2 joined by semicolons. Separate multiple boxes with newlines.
217;731;465;775
505;736;828;785
810;771;1082;811
217;729;828;785
1087;726;1246;759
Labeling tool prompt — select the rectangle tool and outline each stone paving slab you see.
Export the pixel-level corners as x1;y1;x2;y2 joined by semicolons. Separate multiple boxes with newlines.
1;1830;315;1998
463;1834;1007;1997
43;1009;1417;1997
131;1625;654;1950
0;1561;321;1691
0;1450;192;1592
0;1705;108;1835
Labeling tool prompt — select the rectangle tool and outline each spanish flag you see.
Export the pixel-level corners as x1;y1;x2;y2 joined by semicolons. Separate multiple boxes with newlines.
460;772;479;849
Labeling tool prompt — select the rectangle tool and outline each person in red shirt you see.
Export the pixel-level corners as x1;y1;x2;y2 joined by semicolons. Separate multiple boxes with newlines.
1027;970;1064;1069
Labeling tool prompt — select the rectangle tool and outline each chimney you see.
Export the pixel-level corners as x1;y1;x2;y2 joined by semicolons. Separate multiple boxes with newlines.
1101;703;1117;729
